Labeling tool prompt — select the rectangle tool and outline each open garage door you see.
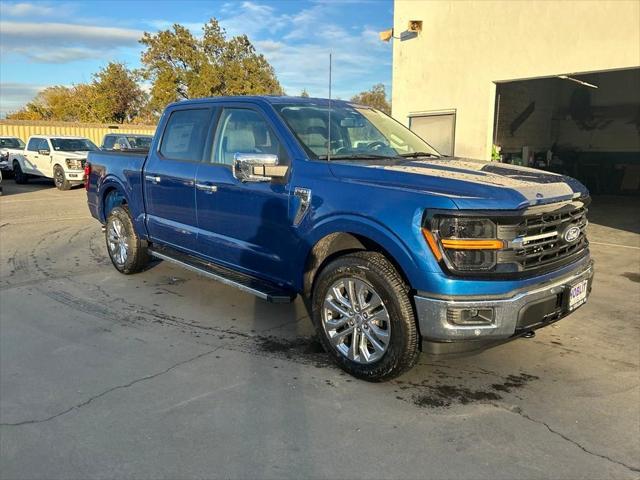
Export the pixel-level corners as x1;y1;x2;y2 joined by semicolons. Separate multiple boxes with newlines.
493;68;640;195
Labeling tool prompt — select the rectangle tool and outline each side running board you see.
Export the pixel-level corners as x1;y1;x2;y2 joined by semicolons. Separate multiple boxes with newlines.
149;246;296;304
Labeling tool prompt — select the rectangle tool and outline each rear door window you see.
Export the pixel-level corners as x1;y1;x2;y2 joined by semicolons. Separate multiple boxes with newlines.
160;109;212;162
27;138;41;151
103;136;115;149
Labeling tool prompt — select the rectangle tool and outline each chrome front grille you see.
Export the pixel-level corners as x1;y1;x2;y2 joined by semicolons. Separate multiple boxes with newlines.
511;206;588;272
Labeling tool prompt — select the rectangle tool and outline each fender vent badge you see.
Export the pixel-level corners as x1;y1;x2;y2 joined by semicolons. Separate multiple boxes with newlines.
293;187;312;226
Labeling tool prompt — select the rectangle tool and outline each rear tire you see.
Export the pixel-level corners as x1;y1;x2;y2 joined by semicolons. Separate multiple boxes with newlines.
13;162;28;184
311;251;419;381
53;165;71;190
105;206;149;274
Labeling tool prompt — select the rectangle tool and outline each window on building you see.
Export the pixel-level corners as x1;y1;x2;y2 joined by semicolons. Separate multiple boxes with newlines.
409;111;456;157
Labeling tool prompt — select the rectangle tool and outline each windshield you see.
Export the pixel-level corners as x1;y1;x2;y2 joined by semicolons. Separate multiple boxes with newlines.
274;103;440;160
0;137;25;149
51;138;99;152
127;136;152;149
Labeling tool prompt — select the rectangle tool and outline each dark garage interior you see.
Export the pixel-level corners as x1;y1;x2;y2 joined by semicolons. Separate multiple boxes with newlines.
493;68;640;196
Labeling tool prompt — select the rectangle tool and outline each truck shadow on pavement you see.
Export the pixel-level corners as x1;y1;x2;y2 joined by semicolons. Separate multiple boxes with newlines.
247;328;540;410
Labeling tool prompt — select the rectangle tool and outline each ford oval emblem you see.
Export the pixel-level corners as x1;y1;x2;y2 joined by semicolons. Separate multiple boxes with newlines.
563;226;581;243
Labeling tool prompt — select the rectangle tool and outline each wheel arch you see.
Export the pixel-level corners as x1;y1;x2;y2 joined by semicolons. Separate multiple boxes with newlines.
302;230;414;300
12;155;24;168
100;183;128;222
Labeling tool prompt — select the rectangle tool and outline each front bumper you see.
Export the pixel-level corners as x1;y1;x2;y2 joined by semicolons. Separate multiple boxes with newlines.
415;259;594;343
66;169;85;184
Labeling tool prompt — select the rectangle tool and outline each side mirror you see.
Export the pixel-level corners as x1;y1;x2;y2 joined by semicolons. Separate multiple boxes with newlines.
39;149;50;155
233;153;288;182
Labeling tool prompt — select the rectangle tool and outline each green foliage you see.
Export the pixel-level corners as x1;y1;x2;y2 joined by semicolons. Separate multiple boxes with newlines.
139;18;283;115
92;62;146;123
7;63;146;124
8;18;284;124
491;144;501;161
350;84;391;114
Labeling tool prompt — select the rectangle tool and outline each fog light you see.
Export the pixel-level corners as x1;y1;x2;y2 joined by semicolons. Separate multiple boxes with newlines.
447;307;495;326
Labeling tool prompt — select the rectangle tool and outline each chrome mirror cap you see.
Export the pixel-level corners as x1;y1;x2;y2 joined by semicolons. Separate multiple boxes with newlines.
233;153;287;182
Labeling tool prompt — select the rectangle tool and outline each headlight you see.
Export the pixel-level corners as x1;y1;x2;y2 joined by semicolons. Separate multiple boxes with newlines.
438;217;496;239
444;249;497;271
423;217;504;272
65;158;83;170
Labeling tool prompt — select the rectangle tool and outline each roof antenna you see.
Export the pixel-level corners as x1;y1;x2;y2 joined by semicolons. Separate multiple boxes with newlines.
327;52;332;162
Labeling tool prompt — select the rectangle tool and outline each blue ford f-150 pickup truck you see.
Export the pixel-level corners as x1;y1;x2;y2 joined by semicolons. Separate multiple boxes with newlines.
86;96;593;381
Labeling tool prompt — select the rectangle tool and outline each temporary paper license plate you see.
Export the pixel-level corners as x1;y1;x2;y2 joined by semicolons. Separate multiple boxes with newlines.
568;280;588;311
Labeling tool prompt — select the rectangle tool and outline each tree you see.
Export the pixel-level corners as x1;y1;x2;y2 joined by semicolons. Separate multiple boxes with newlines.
6;63;147;123
300;89;310;98
139;19;283;114
7;86;77;121
92;62;146;123
350;84;391;114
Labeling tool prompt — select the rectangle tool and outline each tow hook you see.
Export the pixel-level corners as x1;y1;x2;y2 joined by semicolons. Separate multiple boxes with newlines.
522;331;536;339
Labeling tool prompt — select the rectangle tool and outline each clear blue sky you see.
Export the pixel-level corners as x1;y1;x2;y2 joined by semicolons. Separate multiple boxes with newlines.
0;0;394;116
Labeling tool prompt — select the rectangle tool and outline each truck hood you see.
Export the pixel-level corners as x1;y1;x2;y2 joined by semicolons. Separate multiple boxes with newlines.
328;157;588;210
53;151;89;159
0;147;23;154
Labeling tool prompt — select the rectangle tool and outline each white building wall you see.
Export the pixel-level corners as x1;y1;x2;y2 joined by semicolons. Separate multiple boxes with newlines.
392;0;640;159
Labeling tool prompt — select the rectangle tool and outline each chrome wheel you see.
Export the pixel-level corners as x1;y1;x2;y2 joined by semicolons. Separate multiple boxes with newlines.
322;277;391;364
107;218;129;266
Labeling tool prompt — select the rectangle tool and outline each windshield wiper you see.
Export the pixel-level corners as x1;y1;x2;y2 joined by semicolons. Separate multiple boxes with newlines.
319;153;400;161
400;152;441;159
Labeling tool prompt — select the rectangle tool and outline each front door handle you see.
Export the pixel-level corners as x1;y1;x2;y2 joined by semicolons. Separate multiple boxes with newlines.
196;183;218;193
145;175;161;184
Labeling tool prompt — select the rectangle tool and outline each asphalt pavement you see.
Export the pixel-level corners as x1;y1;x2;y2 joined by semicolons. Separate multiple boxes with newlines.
0;178;638;479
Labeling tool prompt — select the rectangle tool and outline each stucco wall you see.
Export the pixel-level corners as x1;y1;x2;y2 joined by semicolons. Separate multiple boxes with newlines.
392;0;640;159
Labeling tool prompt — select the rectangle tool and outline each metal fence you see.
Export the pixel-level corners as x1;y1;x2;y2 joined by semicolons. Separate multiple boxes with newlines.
0;120;156;146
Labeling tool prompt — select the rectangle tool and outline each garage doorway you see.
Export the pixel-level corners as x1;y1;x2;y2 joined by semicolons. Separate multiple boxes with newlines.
493;68;640;195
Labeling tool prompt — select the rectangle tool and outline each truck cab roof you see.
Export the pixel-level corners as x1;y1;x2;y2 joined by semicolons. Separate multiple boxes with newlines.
167;95;363;109
28;135;88;139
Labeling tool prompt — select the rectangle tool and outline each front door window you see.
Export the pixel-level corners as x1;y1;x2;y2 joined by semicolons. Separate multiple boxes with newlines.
212;109;283;165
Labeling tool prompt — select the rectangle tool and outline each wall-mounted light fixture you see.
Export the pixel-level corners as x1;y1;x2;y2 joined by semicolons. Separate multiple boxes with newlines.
379;29;394;42
407;20;422;32
380;20;422;42
558;75;598;89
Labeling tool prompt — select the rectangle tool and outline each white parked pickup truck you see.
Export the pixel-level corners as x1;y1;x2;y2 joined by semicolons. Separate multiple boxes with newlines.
0;136;26;175
11;135;99;190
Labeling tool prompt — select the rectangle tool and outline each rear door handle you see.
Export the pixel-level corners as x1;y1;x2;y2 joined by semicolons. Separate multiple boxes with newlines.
145;175;161;184
196;183;218;193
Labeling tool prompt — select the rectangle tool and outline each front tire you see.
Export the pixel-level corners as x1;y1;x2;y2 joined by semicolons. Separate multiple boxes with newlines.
311;251;419;381
13;162;28;184
53;165;71;190
105;206;149;274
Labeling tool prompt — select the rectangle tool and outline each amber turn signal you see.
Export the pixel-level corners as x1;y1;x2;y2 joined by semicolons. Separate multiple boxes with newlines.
440;239;505;250
421;228;443;261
